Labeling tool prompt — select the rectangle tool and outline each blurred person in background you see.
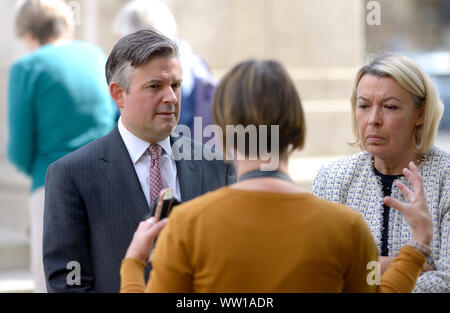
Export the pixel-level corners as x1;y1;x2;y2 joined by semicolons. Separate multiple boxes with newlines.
313;53;449;292
7;0;116;292
120;59;433;292
113;0;217;143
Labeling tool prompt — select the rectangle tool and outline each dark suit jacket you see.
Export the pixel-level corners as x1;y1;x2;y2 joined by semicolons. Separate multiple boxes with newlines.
43;127;236;292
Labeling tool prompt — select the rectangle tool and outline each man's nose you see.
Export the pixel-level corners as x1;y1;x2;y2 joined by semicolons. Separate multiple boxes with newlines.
162;86;178;104
368;106;383;126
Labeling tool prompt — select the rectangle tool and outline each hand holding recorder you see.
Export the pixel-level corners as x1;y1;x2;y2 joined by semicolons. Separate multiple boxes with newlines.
124;188;180;263
144;188;181;222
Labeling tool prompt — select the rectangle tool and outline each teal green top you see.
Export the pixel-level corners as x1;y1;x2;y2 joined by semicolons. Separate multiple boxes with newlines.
8;40;117;191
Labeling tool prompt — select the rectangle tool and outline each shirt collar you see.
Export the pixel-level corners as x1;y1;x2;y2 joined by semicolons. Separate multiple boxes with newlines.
118;118;173;164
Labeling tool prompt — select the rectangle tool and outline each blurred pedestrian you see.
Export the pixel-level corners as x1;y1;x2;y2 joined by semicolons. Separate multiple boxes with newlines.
8;0;116;292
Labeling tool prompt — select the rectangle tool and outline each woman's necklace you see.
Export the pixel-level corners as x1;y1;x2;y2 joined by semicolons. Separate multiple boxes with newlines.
371;154;425;169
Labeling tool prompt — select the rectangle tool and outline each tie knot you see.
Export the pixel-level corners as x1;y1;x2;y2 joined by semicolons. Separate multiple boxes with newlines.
148;144;163;159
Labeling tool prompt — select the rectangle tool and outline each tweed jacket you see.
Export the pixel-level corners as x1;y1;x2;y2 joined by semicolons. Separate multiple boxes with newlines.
312;146;449;292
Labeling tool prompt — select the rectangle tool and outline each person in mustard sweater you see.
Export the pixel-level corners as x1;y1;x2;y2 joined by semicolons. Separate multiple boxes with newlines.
120;59;433;292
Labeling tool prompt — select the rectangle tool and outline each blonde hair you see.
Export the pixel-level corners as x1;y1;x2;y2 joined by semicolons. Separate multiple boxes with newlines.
14;0;74;44
350;52;444;154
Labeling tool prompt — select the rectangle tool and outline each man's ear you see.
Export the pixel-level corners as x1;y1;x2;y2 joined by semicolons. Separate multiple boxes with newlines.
109;82;125;109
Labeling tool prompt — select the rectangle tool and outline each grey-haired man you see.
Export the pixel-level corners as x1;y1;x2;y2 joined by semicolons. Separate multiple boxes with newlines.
43;30;236;292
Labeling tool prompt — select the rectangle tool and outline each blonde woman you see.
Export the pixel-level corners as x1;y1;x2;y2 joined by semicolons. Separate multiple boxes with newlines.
312;53;449;292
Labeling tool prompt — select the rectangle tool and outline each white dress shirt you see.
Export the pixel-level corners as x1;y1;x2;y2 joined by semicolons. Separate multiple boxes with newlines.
118;118;181;207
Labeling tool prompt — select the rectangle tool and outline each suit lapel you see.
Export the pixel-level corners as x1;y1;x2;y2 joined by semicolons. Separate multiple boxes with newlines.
100;128;149;222
171;135;201;202
176;158;200;202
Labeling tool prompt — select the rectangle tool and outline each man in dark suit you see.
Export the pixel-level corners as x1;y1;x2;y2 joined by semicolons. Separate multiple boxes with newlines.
43;30;236;292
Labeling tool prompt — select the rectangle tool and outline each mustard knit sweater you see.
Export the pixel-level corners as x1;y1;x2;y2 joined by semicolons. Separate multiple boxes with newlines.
120;187;425;292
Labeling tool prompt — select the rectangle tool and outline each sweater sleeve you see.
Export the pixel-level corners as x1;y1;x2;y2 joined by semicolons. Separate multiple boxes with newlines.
379;246;426;293
120;258;147;293
146;208;194;292
119;207;195;293
343;215;426;293
7;61;35;176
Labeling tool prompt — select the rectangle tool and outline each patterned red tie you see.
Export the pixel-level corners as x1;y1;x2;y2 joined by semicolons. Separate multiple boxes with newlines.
148;144;169;205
